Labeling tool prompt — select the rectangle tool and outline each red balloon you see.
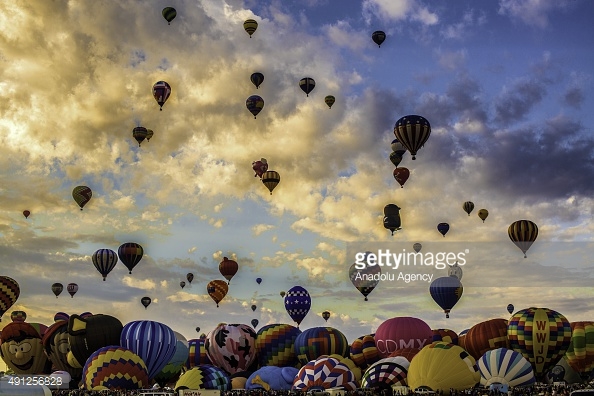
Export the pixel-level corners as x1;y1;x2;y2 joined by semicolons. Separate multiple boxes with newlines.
23;210;31;219
219;257;238;284
393;167;410;188
374;317;433;358
463;318;509;360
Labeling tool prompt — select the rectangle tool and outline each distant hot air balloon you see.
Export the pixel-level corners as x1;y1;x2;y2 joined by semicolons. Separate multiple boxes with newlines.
324;95;335;109
67;283;78;298
207;280;228;307
393;115;431;160
372;30;386;47
322;311;331;322
162;7;177;25
393;167;410;188
299;77;315;97
463;201;475;216
219;257;238;283
146;129;154;141
195;326;200;333
391;139;406;156
448;262;463;280
52;282;63;298
153;81;171;111
186;273;194;284
429;276;463;318
478;209;489;222
251;319;259;328
389;151;403;167
284;285;311;326
246;95;264;118
180;281;186;289
508;220;538;258
251;304;257;312
23;210;30;219
349;259;381;301
141;297;151;309
507;304;514;314
262;170;280;194
244;19;258;37
383;204;402;235
252;158;268;178
280;291;286;298
256;277;262;285
437;223;450;237
132;126;147;147
250;72;264;89
118;242;143;274
0;276;21;321
72;185;92;210
413;243;422;253
92;248;118;281
10;310;26;322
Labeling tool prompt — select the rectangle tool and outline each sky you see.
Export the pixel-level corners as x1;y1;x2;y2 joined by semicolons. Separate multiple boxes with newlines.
1;0;594;370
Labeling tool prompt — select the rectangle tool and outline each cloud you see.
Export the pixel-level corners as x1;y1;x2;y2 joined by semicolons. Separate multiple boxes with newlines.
498;0;575;29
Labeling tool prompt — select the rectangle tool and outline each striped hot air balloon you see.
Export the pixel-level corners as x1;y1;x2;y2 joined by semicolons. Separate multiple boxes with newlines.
478;348;535;387
162;7;176;25
349;334;380;369
256;323;302;367
0;276;20;322
299;77;316;97
393;115;431;160
243;19;258;37
508;220;538;258
463;201;475;216
186;338;211;369
294;326;349;365
463;318;509;360
92;249;118;281
563;321;594;380
261;170;280;194
82;346;149;390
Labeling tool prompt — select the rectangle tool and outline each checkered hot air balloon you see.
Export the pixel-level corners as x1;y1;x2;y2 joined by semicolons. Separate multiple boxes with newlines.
82;346;149;390
292;356;357;391
0;276;20;322
120;320;177;380
361;356;410;389
284;286;311;327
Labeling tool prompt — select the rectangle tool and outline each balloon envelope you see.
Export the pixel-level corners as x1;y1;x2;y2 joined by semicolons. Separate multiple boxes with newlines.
250;72;264;89
207;280;228;307
437;222;450;237
92;249;118;281
262;170;280;194
246;95;264;118
393;115;431;160
67;283;78;297
429;276;463;318
162;7;176;24
508;220;538;258
478;348;535;387
324;95;335;108
299;77;316;96
141;297;151;309
463;201;475;216
219;257;238;283
152;81;171;110
375;317;433;358
204;323;257;374
284;286;311;326
243;19;258;37
52;282;64;298
72;185;92;210
371;30;386;47
118;242;143;274
256;323;302;367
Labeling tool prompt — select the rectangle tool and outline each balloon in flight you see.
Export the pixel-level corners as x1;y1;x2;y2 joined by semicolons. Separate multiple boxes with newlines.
437;222;450;237
372;30;386;47
393;167;410;188
413;243;422;253
23;210;30;219
284;285;311;326
507;304;515;314
256;277;262;285
186;273;194;284
246;95;264;118
463;201;475;216
207;280;228;307
508;220;538;258
393;115;431;160
72;185;92;210
322;311;331;322
219;256;238;283
252;158;268;178
180;281;186;289
67;282;78;298
478;209;489;222
250;72;264;89
118;242;143;274
162;7;176;25
262;170;280;194
324;95;335;109
146;129;154;141
430;276;463;318
244;19;258;37
299;77;315;97
153;81;171;111
52;282;63;298
92;249;118;281
141;297;151;309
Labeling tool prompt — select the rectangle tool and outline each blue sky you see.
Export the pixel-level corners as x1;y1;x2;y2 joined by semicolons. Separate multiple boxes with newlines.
1;0;594;371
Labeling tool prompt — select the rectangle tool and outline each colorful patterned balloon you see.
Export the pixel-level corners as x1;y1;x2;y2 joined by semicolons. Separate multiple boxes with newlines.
10;310;26;322
478;348;535;387
361;356;409;389
349;334;380;369
256;323;302;367
204;323;257;375
82;345;149;390
507;307;572;379
432;328;459;345
186;337;212;369
207;280;228;307
175;364;231;391
292;356;357;391
294;327;349;365
0;276;20;321
563;321;594;379
463;318;509;360
72;186;92;210
284;286;311;326
152;81;171;111
91;249;118;281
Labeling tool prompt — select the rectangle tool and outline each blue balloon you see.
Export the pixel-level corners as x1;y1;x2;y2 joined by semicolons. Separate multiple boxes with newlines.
429;276;463;318
256;277;262;285
284;286;311;327
437;223;450;237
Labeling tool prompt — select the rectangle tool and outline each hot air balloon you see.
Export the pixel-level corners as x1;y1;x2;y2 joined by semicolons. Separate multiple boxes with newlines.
322;311;331;322
478;209;489;222
186;338;211;369
251;304;257;312
463;318;509;360
246;94;264;118
437;222;450;237
292;356;358;391
463;201;475;216
244;19;258;37
186;273;194;283
10;310;26;322
52;282;64;298
92;248;118;281
391;139;406;155
146;128;154;141
81;346;150;390
262;170;280;194
67;282;78;298
252;158;268;178
195;327;200;333
153;80;171;111
141;297;151;309
372;30;386;47
375;317;433;358
299;77;315;97
430;276;463;318
67;314;123;369
118;242;143;274
162;7;177;25
448;262;463;280
324;95;335;109
389;151;403;167
284;285;311;326
219;256;238;283
294;326;349;365
507;304;514;314
478;348;535;388
413;243;422;253
349;261;381;301
393;167;410;188
251;319;259;328
207;280;228;307
256;277;262;284
255;323;302;367
72;185;92;210
180;281;186;289
0;276;20;322
563;321;594;380
154;330;189;388
250;72;264;89
383;204;402;235
204;323;257;374
120;320;177;380
508;220;538;258
349;334;380;369
407;342;481;394
132;126;148;146
361;356;409;389
432;328;459;345
393;115;431;160
175;365;230;391
507;307;572;379
23;210;30;219
280;291;286;298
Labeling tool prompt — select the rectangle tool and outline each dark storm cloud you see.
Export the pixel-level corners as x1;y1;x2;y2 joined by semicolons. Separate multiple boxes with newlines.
493;78;547;125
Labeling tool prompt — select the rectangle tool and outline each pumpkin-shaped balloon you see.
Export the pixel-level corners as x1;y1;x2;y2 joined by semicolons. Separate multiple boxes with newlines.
207;280;228;307
72;185;92;210
393;115;431;160
204;323;257;375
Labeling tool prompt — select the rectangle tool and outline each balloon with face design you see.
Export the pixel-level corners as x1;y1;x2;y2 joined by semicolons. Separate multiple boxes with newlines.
42;318;83;383
66;313;123;369
0;321;49;374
